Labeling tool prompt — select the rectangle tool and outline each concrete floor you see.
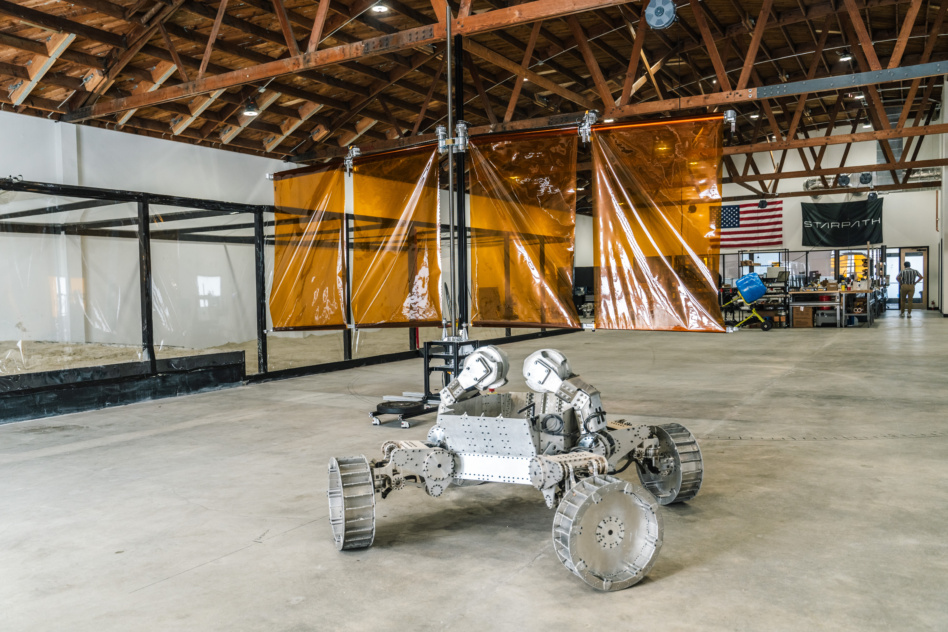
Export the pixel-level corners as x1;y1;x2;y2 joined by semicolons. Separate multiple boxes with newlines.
2;311;947;631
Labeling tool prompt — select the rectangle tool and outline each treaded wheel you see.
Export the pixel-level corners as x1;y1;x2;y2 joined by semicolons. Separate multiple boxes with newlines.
761;319;773;331
636;423;703;505
327;456;376;550
552;475;663;591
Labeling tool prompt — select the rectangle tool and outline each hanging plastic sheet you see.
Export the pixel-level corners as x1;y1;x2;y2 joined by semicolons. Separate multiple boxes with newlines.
147;205;259;372
468;130;580;328
593;117;725;332
351;145;441;327
0;191;143;375
270;164;347;330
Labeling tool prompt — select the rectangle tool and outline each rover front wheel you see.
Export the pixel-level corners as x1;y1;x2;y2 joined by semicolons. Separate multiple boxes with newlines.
552;475;663;591
327;456;376;550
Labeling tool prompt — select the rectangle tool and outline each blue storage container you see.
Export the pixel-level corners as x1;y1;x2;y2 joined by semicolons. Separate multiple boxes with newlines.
735;273;766;304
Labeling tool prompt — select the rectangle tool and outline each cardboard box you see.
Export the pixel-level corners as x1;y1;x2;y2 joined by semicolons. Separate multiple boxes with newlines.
792;306;814;328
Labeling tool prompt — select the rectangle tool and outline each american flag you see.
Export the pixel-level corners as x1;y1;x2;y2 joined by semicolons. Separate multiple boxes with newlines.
715;201;784;248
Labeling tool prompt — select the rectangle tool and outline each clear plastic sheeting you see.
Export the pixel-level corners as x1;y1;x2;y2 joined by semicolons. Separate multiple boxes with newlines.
593;117;725;332
351;145;442;327
270;165;347;330
147;205;258;371
0;192;143;374
468;130;580;329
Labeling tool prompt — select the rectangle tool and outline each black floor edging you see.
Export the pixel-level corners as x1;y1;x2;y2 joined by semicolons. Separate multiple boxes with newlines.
0;352;245;426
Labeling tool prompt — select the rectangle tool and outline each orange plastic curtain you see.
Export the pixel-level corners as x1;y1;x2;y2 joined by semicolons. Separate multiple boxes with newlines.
351;145;442;327
593;117;725;332
469;130;580;328
270;165;347;330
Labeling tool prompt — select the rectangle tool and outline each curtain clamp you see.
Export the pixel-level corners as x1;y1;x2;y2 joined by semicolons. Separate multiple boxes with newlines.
578;110;598;143
344;146;361;174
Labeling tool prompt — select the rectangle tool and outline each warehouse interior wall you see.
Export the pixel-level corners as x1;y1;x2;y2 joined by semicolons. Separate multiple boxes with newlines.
722;109;944;308
0;112;292;353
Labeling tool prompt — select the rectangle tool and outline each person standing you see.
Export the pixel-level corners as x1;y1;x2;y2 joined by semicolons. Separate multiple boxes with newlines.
897;261;923;318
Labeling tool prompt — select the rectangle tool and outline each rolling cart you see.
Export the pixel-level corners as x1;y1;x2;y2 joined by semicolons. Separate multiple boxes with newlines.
369;337;480;428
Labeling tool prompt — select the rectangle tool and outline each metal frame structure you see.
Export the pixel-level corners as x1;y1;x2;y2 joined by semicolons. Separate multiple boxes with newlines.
0;176;575;423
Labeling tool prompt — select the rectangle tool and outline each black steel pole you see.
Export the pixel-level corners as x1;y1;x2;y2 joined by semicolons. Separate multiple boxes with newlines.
454;33;469;329
343;213;353;360
137;201;156;374
254;211;269;375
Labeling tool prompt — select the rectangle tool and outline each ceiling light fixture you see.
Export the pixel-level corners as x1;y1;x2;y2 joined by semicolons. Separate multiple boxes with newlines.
749;113;760;119
604;118;615;123
839;51;853;62
371;4;389;12
862;122;872;128
242;98;259;117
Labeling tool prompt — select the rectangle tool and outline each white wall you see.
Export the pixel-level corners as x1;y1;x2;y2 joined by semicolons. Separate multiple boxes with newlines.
0;112;291;353
723;115;946;307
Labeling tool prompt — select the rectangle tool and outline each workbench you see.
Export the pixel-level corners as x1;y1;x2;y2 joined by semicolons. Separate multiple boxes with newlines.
789;290;841;327
789;288;883;327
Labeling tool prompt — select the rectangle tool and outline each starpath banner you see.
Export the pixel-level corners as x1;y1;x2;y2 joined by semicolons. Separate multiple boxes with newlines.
801;199;883;247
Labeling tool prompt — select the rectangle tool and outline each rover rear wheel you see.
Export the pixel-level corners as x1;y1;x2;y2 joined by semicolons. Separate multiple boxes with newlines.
552;475;663;591
328;456;376;550
636;423;703;505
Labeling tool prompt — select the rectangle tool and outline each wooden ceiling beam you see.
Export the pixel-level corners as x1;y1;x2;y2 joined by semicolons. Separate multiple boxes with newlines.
894;1;947;129
115;60;177;125
158;23;363;103
7;32;75;107
837;15;899;181
0;0;126;49
273;0;301;56
307;0;333;53
158;23;189;83
723;122;948;156
566;15;614;107
900;99;938;182
466;40;597;110
618;0;649;107
886;0;922;69
735;0;773;91
328;45;444;133
465;52;498;126
411;53;445;136
841;0;882;71
504;21;542;123
198;0;230;79
72;0;188;110
688;0;732;89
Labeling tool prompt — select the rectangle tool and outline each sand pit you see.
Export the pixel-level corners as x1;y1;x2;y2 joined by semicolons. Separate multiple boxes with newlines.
1;326;541;377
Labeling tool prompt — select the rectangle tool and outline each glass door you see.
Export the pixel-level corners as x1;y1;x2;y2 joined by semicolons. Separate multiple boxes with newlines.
885;251;901;306
900;248;928;309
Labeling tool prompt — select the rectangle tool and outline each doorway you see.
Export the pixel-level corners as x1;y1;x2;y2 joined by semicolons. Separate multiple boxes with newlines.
886;247;928;309
901;248;928;309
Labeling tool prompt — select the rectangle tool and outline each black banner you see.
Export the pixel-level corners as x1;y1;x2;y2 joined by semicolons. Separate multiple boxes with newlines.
801;199;883;247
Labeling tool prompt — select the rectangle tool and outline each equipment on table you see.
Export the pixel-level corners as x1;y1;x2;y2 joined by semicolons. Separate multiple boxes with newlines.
721;273;774;331
329;346;705;591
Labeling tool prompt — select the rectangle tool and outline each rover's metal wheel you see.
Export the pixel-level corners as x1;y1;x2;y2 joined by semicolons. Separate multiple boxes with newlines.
552;475;663;591
636;423;703;505
327;456;376;551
